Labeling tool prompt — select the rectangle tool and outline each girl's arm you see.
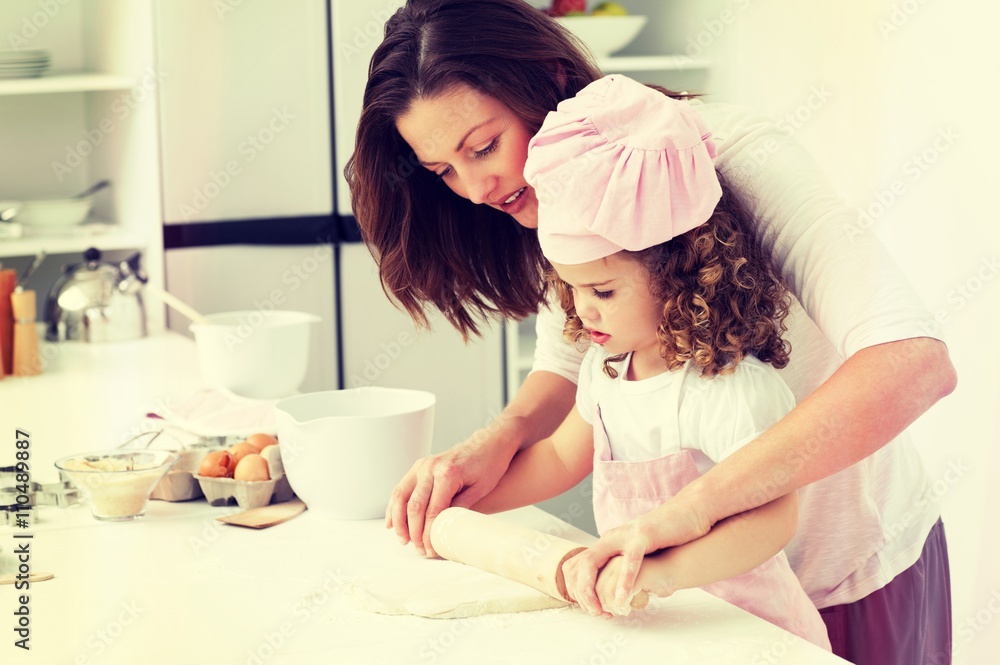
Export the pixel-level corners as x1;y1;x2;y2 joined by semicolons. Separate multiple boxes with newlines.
567;336;956;610
587;493;798;615
472;405;594;514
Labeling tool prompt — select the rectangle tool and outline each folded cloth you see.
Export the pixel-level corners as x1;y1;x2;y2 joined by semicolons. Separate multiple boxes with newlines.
146;388;279;438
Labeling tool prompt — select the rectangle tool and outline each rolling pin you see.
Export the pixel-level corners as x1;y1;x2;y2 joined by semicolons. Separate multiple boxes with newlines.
429;507;648;610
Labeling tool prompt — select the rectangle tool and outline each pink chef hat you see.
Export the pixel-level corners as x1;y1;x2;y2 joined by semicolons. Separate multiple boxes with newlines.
524;75;722;265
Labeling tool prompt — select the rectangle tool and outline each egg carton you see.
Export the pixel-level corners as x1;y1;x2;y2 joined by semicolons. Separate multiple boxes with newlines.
193;473;295;510
192;444;293;509
149;445;226;502
150;469;204;502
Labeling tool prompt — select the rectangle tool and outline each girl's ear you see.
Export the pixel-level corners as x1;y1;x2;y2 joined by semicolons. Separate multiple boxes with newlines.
549;60;568;93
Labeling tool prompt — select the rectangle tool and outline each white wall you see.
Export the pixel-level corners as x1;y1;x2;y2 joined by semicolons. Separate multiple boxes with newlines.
656;1;999;661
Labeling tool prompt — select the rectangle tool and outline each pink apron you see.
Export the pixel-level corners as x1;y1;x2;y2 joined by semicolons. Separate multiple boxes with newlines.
590;362;831;650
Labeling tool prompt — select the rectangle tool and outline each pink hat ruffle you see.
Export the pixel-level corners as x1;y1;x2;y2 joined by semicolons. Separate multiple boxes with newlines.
524;75;722;265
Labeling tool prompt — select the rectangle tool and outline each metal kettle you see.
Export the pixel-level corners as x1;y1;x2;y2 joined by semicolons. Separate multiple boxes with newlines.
45;247;148;342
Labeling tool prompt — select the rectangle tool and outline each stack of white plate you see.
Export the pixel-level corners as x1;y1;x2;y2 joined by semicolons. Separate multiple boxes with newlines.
0;50;50;79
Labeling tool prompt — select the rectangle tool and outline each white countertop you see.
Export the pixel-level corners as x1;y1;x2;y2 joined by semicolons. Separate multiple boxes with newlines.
0;331;206;484
0;333;847;664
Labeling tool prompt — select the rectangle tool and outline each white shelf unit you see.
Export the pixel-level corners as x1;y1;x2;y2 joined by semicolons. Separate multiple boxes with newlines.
0;225;146;259
596;54;711;72
0;0;164;330
0;72;136;95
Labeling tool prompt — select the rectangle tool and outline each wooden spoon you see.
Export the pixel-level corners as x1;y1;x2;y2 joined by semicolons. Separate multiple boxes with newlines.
0;571;54;585
143;284;213;326
216;498;306;529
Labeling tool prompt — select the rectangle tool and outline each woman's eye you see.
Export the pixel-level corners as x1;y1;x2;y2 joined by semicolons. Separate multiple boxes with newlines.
593;289;614;300
473;139;499;159
436;165;453;179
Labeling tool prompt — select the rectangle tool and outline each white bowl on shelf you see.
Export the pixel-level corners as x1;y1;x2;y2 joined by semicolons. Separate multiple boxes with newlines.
189;310;321;399
0;196;93;228
555;15;648;59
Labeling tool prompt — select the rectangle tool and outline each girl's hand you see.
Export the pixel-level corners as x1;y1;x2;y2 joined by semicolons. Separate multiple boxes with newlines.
564;500;711;615
385;422;520;557
564;522;653;617
592;555;623;616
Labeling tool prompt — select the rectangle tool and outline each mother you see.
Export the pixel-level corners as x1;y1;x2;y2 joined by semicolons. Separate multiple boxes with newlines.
346;1;956;663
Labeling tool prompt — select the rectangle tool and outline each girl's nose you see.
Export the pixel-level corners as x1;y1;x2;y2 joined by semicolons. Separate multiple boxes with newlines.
577;300;600;325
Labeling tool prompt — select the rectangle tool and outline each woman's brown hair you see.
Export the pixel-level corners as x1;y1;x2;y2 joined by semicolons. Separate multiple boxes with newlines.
551;173;792;378
345;0;607;339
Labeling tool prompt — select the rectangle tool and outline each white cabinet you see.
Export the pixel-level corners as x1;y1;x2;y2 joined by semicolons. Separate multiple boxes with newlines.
339;243;505;453
155;0;333;224
0;0;165;329
330;0;406;217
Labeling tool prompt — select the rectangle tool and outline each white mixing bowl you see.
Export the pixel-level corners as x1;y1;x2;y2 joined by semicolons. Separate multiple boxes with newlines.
274;387;436;520
190;310;320;399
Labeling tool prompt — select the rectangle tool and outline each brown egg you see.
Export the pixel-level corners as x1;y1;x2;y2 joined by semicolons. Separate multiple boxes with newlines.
199;450;235;478
245;433;278;454
229;442;258;465
233;453;270;482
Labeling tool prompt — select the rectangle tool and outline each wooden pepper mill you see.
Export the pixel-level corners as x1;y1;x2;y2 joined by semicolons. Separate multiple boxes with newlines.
0;267;15;377
11;289;41;377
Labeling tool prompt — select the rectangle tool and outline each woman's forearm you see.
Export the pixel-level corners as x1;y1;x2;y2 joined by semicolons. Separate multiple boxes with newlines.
497;370;577;451
676;337;957;529
634;493;798;597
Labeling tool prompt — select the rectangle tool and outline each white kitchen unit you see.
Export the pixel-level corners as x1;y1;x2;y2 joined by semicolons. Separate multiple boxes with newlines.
155;0;332;224
0;0;166;330
151;0;506;451
154;0;340;396
330;1;505;450
338;242;505;453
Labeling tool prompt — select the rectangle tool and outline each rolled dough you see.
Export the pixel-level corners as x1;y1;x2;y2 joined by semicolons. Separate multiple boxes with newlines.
348;557;570;619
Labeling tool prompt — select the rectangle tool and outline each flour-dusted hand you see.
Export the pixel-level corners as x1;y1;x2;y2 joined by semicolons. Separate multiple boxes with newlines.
563;523;651;617
385;421;521;557
564;499;712;616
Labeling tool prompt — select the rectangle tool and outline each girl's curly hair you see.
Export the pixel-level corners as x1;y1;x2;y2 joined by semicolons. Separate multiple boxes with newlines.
549;173;792;379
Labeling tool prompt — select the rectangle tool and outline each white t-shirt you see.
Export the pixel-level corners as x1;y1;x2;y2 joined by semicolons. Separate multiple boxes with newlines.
530;100;943;609
576;350;795;469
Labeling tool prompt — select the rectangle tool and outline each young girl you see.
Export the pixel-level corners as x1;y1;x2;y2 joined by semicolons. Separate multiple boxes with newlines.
473;75;830;650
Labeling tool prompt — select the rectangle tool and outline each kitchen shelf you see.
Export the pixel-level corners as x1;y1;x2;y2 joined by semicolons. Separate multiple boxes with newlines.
0;0;165;329
0;72;136;96
596;54;711;72
0;222;146;258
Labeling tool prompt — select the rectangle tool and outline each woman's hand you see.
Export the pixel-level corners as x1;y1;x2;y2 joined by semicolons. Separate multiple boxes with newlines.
386;370;578;557
563;499;711;616
385;420;522;557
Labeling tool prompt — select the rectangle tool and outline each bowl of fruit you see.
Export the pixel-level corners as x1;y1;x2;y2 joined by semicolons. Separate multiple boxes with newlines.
549;2;647;59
